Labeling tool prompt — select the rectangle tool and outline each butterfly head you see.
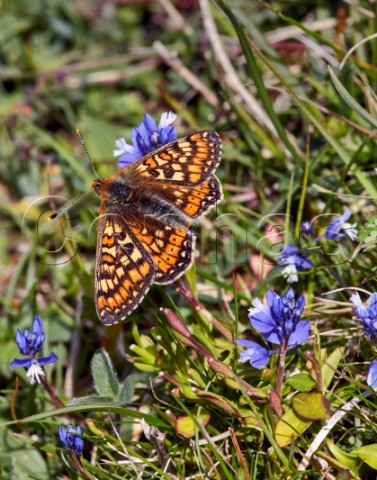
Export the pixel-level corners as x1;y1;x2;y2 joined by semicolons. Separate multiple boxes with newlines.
91;178;102;196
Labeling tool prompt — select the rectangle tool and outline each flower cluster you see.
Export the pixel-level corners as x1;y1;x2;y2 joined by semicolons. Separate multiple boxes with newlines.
114;112;178;166
277;244;313;284
350;293;377;389
59;424;84;456
10;316;58;385
301;221;314;237
319;208;358;242
237;288;311;369
278;208;358;283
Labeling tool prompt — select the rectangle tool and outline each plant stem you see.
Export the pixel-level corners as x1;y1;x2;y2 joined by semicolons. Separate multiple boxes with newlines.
276;337;288;398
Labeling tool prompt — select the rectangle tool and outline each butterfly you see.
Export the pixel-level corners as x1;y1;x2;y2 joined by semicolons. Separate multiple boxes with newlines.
91;131;222;325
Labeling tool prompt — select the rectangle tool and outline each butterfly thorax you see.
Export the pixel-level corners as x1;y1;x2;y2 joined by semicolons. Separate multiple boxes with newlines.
92;178;131;201
94;176;190;228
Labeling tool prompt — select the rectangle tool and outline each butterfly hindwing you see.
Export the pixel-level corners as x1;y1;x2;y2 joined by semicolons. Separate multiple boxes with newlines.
95;204;155;325
126;215;196;284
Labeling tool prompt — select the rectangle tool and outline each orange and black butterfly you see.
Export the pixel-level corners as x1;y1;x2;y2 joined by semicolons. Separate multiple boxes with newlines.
91;131;222;325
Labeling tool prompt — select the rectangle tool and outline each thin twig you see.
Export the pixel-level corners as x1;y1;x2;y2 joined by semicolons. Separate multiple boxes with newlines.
339;32;377;70
153;41;219;107
264;18;341;43
229;428;252;480
157;0;193;35
199;0;275;133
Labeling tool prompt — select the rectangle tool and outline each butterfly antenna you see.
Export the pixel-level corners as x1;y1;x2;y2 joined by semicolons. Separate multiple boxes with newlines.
48;188;94;220
76;129;100;180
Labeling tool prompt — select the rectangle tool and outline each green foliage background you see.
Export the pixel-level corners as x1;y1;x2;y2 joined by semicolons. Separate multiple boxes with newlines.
1;0;377;478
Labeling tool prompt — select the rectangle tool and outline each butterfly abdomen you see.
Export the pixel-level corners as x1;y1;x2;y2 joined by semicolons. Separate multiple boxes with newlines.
129;191;189;230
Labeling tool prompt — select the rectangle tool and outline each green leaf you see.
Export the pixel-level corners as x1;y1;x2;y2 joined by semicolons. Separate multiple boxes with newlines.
352;444;377;469
91;348;120;399
326;439;359;472
11;432;56;454
359;214;377;252
321;347;344;389
292;393;331;420
328;67;377;129
68;395;114;406
0;405;168;430
275;408;312;447
175;410;211;438
118;375;134;405
286;373;316;392
0;429;49;480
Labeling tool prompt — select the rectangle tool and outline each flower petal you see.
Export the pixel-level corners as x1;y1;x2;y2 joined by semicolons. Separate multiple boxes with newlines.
118;152;141;167
236;339;271;369
287;320;311;347
367;358;377;390
263;330;282;345
59;425;68;447
10;357;32;368
59;424;84;455
32;316;44;336
369;293;377;311
15;330;28;355
26;361;45;384
38;352;58;365
142;113;157;133
158;112;177;129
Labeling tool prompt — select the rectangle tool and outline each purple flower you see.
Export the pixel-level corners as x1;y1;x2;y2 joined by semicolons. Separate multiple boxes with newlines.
318;208;358;241
114;112;178;167
350;292;377;340
59;424;84;456
10;316;58;385
10;354;58;384
249;288;310;348
301;221;314;237
236;339;276;369
367;358;377;390
237;288;311;369
350;293;377;389
277;244;313;283
15;315;45;355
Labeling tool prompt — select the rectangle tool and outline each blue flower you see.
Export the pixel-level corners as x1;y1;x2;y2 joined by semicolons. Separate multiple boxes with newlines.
277;244;313;283
114;112;178;167
15;315;45;355
10;316;58;385
350;293;377;389
10;354;58;384
236;339;276;369
59;424;84;456
367;358;377;390
237;288;311;369
301;221;314;237
350;292;377;340
319;208;358;241
249;288;310;348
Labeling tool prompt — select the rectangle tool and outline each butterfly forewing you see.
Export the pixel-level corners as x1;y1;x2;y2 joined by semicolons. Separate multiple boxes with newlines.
159;174;223;218
127;131;221;186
